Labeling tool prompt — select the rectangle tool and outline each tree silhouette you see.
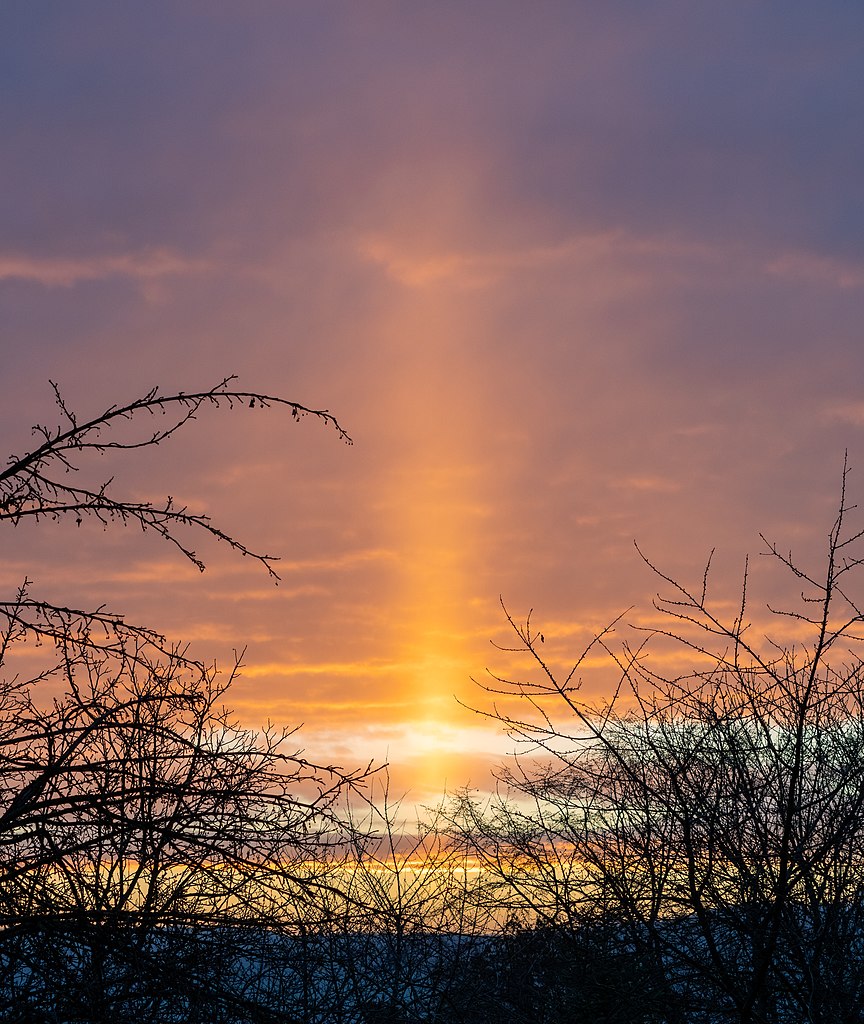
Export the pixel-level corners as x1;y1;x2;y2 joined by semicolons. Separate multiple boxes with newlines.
457;461;864;1024
0;378;369;1021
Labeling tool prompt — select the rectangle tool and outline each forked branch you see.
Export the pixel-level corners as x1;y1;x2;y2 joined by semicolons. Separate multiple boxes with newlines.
0;376;351;579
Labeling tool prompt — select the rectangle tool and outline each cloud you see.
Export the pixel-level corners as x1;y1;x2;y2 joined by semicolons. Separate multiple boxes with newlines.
356;229;716;291
273;549;398;574
239;658;417;681
358;227;864;305
765;250;864;290
0;248;212;288
613;475;682;494
824;401;864;426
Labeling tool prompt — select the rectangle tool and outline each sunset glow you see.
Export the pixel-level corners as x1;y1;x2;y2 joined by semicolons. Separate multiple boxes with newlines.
3;4;864;806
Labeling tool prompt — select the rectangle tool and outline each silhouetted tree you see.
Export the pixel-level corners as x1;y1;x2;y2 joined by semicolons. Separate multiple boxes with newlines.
458;461;864;1024
298;783;495;1023
0;379;368;1021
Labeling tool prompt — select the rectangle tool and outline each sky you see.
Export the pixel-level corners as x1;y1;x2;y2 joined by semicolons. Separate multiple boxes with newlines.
2;2;864;805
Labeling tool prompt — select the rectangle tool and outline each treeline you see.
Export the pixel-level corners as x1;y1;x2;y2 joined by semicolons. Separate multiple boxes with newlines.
3;383;864;1023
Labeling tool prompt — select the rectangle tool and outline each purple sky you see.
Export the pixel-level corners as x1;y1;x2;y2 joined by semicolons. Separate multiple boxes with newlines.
3;3;864;802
